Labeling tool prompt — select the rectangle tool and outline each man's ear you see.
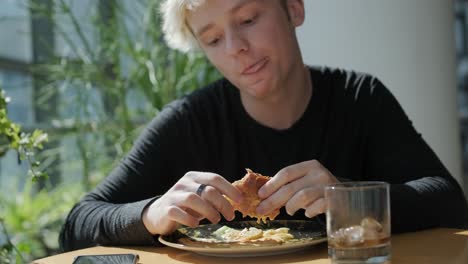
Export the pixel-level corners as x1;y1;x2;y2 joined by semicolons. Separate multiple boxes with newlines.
286;0;305;27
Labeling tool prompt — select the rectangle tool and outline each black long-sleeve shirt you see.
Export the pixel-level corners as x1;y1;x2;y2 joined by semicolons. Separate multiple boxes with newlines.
60;66;468;251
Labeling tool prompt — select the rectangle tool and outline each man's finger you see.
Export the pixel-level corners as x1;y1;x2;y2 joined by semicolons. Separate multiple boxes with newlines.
256;176;308;215
179;192;221;224
195;172;243;203
200;185;236;221
305;198;326;218
167;206;199;228
285;187;322;215
258;160;320;199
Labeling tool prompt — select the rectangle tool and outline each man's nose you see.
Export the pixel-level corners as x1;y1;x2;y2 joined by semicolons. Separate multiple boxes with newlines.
225;29;248;56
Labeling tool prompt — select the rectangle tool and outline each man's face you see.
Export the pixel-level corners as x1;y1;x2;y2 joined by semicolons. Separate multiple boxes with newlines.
187;0;305;100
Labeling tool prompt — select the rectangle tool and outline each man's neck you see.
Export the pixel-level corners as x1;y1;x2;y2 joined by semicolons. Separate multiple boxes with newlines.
240;65;312;130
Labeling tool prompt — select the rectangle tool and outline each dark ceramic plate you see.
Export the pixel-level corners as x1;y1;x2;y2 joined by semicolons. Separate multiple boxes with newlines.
159;220;327;257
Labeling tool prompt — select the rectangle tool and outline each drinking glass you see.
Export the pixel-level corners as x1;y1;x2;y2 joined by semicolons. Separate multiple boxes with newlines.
325;182;391;264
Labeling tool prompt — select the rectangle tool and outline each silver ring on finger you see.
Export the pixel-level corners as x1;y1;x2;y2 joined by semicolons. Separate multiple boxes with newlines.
196;183;208;197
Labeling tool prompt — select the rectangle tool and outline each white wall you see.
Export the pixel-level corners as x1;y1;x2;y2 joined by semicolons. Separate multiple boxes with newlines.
297;0;464;190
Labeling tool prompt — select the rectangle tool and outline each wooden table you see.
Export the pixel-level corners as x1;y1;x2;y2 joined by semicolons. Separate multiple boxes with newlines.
34;228;468;264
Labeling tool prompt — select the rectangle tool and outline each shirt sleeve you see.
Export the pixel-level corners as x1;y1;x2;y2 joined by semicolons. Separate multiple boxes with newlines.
365;79;468;233
59;104;188;251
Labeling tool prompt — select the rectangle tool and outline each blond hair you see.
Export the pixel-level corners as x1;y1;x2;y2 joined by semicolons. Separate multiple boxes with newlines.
160;0;289;53
160;0;206;53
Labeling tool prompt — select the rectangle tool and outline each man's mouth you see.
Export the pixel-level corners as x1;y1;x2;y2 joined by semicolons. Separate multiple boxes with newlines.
242;58;268;75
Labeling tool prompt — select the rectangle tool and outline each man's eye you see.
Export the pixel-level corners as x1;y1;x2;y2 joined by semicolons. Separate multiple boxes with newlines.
242;15;258;25
243;18;253;25
208;38;220;46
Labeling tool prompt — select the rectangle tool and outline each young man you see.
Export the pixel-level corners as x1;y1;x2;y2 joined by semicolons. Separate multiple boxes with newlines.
60;0;468;251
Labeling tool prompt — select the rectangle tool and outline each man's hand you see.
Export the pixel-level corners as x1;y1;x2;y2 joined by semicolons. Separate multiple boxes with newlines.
142;171;243;235
256;160;338;218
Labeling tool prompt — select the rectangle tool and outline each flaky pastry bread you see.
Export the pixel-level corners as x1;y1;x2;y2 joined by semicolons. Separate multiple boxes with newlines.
227;169;280;223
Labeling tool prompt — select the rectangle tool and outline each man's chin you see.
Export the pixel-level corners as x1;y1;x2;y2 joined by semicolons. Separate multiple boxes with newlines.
243;80;273;98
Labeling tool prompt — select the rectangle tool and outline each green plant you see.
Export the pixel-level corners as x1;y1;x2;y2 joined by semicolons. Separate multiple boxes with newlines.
1;0;220;262
0;89;48;182
31;0;220;189
0;181;83;263
1;221;25;264
0;85;50;263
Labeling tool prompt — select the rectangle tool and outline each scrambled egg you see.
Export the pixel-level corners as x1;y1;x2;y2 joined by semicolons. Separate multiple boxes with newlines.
213;226;294;243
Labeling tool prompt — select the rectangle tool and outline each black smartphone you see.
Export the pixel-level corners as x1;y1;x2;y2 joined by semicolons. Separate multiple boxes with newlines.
72;253;139;264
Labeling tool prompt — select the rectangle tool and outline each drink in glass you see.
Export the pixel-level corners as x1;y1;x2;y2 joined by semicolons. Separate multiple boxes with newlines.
325;182;391;264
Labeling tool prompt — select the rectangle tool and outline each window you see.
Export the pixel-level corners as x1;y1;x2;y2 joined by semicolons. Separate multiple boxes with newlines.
455;0;468;194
